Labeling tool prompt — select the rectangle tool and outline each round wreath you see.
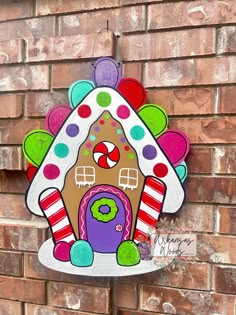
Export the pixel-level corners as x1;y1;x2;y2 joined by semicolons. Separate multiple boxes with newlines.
91;197;118;223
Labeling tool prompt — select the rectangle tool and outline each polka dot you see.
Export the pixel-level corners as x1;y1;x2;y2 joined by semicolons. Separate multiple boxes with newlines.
153;163;168;178
77;104;91;118
96;92;111;107
120;137;126;143
117;105;130;119
124;146;130;151
130;126;145;140
54;143;69;158
94;126;100;132
111;121;116;127
86;142;92;148
66;124;79;137
142;145;157;160
104;113;110;119
90;135;96;141
128;153;135;160
117;129;122;135
43;164;60;180
100;120;105;125
83;150;90;156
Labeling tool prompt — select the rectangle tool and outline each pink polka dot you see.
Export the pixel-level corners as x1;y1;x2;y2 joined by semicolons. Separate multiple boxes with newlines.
117;105;130;119
86;142;92;148
43;164;60;180
153;163;168;178
111;121;116;127
77;104;91;118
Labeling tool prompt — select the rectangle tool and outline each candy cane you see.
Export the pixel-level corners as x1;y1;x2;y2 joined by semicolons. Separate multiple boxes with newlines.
39;188;76;244
134;176;166;243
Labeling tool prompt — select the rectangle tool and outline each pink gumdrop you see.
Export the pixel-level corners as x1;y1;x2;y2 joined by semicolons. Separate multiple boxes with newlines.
53;241;71;261
157;129;190;167
46;104;72;136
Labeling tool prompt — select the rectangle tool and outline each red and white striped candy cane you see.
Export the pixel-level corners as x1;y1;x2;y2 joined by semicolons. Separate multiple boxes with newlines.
39;188;76;245
134;176;166;243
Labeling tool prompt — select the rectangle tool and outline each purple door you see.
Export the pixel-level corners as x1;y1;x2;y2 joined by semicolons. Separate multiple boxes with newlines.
79;185;132;253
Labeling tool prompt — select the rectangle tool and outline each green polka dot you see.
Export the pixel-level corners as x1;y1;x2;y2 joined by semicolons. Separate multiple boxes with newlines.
130;125;145;140
83;150;90;156
54;143;69;158
128;153;135;160
90;135;96;141
117;129;122;135
96;92;111;107
104;113;110;119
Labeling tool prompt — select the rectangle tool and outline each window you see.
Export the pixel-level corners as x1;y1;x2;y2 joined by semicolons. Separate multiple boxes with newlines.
119;168;138;190
75;166;95;187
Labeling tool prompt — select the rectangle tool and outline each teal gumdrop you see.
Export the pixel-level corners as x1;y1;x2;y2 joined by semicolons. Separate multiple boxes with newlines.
117;240;140;266
175;161;188;183
68;80;95;108
70;240;94;267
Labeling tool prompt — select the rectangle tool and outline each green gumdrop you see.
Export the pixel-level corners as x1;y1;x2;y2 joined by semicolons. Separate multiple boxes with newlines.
70;240;94;267
23;130;54;167
69;80;95;108
117;240;140;266
138;104;168;137
175;161;188;183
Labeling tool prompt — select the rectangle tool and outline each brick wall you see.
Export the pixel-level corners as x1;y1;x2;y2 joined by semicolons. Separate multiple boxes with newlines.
0;1;235;314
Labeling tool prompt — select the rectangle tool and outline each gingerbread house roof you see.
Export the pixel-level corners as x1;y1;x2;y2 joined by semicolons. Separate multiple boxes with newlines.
26;86;185;216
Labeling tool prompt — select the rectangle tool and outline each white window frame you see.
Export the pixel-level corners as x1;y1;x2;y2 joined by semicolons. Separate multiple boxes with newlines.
118;168;138;190
75;166;95;188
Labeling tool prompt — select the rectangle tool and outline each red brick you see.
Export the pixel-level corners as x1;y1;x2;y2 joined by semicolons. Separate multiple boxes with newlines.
121;28;215;61
145;57;236;87
49;282;111;313
0;171;28;193
25;304;103;315
0;147;22;170
140;285;235;314
0;119;44;144
0;194;30;219
115;283;138;309
147;88;214;116
218;26;236;54
121;0;161;4
52;63;92;89
119;311;165;315
0;251;22;276
123;63;143;82
161;203;214;233
26;91;68;117
148;0;236;30
25;253;110;287
0;275;46;304
122;262;210;291
0;17;55;41
36;0;119;15
0;94;23;118
218;86;236;114
0;0;33;21
0;39;23;64
185;176;235;204
0;222;47;251
217;207;236;235
0;65;49;92
186;147;213;174
59;6;145;36
214;265;236;294
170;116;236;144
0;299;22;315
214;146;236;174
198;235;236;264
26;32;115;62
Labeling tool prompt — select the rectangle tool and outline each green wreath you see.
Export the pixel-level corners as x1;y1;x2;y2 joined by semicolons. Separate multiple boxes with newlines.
91;197;118;223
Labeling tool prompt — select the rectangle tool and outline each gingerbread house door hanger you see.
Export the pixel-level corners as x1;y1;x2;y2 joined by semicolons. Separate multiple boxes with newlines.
23;57;190;276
